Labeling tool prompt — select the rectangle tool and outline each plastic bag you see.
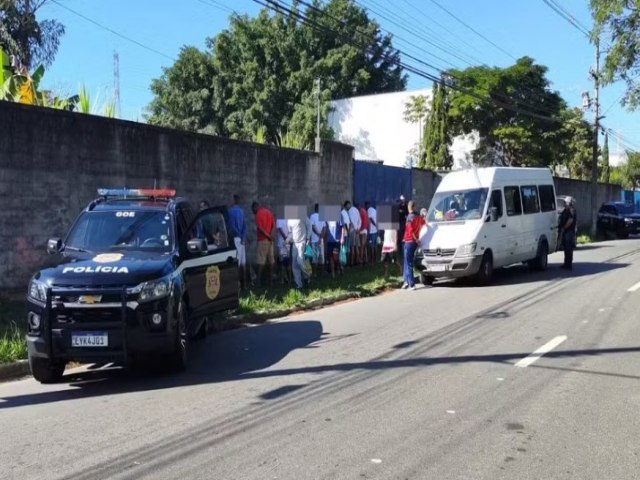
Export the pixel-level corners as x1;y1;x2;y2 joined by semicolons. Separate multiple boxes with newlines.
339;244;348;266
302;258;313;277
304;243;314;260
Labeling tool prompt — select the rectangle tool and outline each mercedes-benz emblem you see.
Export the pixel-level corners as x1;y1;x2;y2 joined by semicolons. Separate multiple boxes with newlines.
436;248;442;256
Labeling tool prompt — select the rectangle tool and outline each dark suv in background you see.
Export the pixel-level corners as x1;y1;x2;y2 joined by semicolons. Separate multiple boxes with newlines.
596;201;640;238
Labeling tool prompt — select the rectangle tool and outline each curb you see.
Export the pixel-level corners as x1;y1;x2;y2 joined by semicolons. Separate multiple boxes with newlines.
0;360;30;382
0;286;397;381
226;292;361;325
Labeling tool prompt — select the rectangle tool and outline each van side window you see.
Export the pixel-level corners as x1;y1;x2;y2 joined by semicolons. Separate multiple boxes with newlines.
539;185;556;212
504;186;522;216
490;190;503;218
521;186;540;214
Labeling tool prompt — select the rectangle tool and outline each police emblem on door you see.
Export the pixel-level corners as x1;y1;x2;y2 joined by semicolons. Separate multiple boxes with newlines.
205;266;221;300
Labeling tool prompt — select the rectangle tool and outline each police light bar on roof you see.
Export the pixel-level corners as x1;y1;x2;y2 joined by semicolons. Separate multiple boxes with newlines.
97;188;176;198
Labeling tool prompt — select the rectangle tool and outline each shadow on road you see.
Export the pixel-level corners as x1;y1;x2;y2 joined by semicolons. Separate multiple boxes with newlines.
0;320;324;409
434;261;629;288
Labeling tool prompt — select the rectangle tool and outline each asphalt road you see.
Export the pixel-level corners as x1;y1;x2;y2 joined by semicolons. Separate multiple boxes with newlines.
2;240;640;480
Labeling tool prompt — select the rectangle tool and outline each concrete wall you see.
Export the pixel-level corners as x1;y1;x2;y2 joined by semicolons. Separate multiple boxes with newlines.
411;168;443;211
0;101;353;289
329;88;475;168
554;177;622;230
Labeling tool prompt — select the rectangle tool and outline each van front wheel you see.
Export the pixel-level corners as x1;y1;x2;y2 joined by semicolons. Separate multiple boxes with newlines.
475;252;493;286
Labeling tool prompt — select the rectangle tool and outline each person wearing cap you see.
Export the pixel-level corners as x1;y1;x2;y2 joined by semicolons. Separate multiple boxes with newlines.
558;197;576;270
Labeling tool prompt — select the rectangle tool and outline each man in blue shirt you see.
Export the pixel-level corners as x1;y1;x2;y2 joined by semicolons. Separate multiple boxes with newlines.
228;194;248;289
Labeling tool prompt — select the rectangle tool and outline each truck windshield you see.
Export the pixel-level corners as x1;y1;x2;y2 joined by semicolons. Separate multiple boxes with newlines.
65;211;174;254
428;188;489;222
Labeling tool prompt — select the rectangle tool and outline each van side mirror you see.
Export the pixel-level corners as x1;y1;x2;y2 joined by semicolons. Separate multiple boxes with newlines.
47;238;62;255
187;239;208;255
489;207;498;222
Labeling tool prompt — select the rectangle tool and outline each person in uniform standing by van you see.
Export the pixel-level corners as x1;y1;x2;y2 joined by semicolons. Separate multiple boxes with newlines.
558;197;576;270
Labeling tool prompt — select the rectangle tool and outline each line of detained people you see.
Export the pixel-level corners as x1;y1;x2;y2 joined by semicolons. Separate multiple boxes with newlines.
207;194;426;291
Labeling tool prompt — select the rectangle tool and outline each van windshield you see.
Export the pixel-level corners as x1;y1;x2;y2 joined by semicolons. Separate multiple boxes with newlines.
428;188;489;222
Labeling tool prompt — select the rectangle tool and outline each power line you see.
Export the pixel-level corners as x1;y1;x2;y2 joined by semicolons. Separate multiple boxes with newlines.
50;0;175;62
541;0;590;37
359;0;481;67
257;0;564;124
426;0;517;61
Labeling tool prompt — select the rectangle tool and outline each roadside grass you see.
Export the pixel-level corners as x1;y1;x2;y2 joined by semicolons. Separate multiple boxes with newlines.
238;263;402;316
0;265;403;363
577;234;594;245
0;299;26;364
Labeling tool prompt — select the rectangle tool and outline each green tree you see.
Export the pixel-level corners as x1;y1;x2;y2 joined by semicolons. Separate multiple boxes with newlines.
0;0;64;69
403;94;428;164
447;57;566;167
421;81;452;170
600;131;610;182
147;46;217;133
147;0;406;146
591;0;640;109
556;107;594;180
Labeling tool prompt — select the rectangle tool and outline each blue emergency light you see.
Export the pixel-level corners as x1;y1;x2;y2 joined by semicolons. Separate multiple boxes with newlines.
97;188;176;198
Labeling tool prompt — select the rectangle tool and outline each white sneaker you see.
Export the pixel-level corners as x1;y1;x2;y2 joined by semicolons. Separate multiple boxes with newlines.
401;283;409;289
407;286;416;291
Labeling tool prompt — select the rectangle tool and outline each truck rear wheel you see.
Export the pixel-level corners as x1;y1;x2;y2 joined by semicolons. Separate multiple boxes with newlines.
29;354;65;384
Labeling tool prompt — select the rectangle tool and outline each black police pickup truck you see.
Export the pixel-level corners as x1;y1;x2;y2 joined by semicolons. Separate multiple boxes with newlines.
26;188;239;383
596;201;640;239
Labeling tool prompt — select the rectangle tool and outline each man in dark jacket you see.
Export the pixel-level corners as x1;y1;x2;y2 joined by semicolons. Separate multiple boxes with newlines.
558;197;576;270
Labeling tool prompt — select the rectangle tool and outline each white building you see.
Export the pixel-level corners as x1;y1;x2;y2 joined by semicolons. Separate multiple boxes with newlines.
328;88;475;168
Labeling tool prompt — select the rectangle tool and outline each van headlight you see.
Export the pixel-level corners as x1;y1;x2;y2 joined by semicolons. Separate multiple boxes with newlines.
456;243;477;257
132;275;172;302
28;279;48;302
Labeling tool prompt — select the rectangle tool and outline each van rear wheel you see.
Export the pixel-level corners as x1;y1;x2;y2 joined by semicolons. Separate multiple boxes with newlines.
529;242;548;272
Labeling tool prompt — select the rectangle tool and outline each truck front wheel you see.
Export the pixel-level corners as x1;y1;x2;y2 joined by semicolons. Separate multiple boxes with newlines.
29;354;66;384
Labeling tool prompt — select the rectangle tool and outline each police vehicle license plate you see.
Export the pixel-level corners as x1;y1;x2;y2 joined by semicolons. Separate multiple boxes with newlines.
429;264;447;272
72;332;108;347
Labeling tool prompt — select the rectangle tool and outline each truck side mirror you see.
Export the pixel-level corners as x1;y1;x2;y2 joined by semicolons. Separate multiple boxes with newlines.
187;238;208;255
47;238;62;255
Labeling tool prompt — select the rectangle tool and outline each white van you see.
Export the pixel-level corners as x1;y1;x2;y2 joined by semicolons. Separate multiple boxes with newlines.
415;167;558;285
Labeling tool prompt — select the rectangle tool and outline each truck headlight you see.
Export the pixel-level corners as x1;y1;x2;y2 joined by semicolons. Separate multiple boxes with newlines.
625;218;633;223
134;276;172;302
28;279;48;302
456;243;477;257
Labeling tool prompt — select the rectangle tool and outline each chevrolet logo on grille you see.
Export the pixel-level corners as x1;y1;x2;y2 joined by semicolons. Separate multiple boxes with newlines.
78;295;102;304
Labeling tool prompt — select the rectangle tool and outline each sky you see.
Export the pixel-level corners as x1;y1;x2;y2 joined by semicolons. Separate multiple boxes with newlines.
38;0;640;159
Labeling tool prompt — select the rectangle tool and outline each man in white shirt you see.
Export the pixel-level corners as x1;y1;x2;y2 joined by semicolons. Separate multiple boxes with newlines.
309;203;326;277
347;200;361;265
288;215;312;289
366;201;378;264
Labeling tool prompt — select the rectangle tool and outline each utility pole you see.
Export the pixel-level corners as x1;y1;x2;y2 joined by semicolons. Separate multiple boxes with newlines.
315;78;321;153
113;51;121;118
589;39;601;237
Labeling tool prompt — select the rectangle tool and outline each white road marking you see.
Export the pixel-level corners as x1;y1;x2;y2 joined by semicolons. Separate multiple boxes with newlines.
496;377;505;381
371;459;382;464
628;281;640;292
598;308;606;313
514;336;568;368
446;410;456;414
